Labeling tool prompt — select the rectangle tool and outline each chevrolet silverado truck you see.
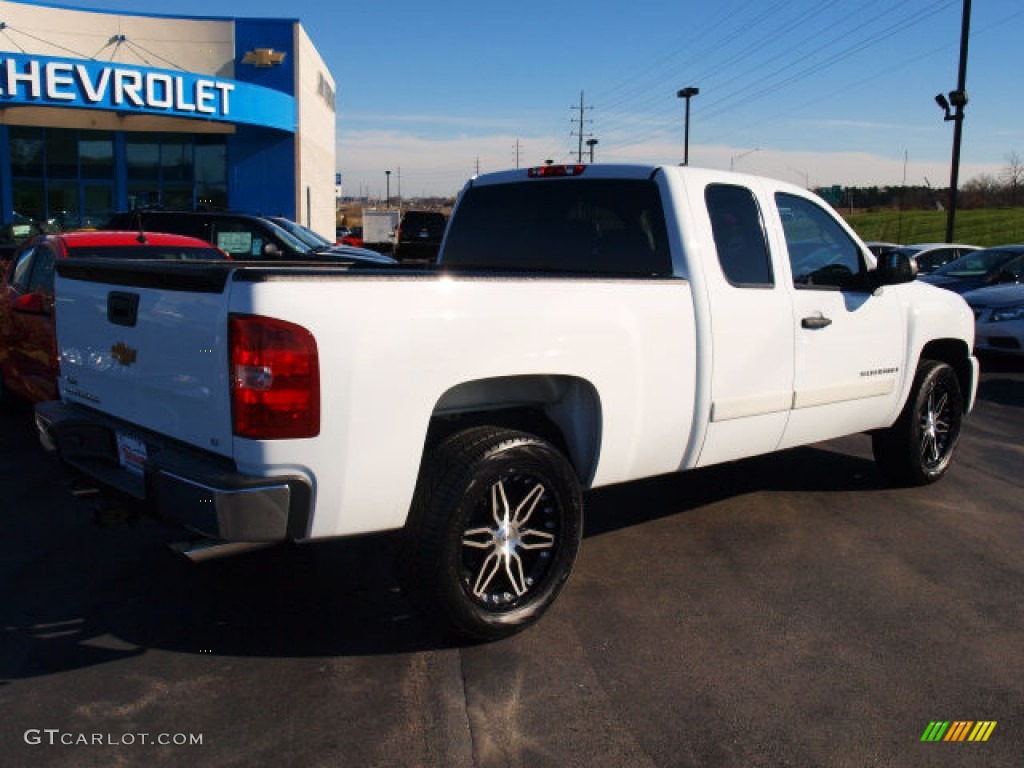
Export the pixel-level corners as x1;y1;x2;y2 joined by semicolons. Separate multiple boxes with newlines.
35;164;978;641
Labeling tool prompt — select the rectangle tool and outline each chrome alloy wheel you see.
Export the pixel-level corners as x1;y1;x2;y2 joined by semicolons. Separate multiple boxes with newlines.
918;377;954;471
460;473;559;608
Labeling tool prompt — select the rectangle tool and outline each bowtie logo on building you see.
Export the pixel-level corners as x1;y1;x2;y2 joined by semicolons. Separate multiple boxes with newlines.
241;49;287;67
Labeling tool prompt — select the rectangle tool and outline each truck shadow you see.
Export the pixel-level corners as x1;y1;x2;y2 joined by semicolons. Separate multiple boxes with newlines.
2;413;885;680
3;362;1011;676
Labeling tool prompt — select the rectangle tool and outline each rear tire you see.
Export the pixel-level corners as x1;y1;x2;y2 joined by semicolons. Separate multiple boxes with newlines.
399;426;583;642
872;360;963;486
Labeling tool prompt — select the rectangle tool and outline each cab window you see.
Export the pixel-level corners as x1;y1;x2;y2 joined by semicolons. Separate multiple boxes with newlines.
706;184;773;287
776;193;865;289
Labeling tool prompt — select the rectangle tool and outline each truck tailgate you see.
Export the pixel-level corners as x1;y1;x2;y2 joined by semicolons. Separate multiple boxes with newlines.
54;260;234;457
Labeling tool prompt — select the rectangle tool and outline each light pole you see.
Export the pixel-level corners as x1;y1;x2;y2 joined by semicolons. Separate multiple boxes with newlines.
385;170;391;208
676;86;699;166
730;147;760;171
935;0;971;243
586;138;599;163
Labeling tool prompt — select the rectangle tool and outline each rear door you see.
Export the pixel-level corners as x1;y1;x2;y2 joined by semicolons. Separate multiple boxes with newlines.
694;181;794;466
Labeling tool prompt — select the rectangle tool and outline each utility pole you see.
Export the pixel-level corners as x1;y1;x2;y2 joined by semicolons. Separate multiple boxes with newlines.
570;90;593;163
937;0;972;243
514;139;523;169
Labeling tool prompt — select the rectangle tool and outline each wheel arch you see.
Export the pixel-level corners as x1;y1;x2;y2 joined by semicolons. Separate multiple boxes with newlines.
424;374;603;487
918;338;974;413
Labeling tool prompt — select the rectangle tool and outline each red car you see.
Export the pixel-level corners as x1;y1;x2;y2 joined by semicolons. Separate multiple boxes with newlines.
0;231;228;403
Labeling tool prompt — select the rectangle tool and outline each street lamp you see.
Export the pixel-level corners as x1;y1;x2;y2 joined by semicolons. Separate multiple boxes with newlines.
676;86;699;166
935;0;972;243
385;170;391;208
586;138;599;163
730;147;760;171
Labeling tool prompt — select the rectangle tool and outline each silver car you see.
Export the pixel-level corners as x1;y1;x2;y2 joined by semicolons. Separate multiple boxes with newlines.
963;283;1024;356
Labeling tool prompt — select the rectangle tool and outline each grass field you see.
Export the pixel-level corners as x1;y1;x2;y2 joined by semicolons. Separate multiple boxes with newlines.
843;207;1024;247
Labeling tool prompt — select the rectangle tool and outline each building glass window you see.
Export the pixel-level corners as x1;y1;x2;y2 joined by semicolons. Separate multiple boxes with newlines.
45;129;78;179
83;184;113;228
127;138;160;180
6;128;228;229
161;135;193;182
80;133;114;180
9;127;44;177
47;181;80;229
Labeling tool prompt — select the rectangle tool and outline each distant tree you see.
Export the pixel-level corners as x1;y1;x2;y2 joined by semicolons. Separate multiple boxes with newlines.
1002;151;1023;206
960;174;1000;209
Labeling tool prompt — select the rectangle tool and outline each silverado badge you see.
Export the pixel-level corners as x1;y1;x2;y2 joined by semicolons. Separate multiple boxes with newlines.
111;342;138;366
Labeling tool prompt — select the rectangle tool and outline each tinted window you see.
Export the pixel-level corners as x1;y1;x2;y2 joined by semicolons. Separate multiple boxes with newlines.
706;184;773;287
776;193;864;289
932;249;1020;277
442;179;671;275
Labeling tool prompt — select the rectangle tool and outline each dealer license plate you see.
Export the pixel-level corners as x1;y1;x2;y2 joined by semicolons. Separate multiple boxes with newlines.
116;432;148;477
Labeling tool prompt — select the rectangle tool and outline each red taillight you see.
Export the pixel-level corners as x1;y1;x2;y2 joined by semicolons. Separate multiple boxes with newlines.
229;314;320;439
527;164;587;178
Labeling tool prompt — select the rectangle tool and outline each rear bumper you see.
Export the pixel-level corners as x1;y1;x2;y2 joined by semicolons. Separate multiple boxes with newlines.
34;400;312;542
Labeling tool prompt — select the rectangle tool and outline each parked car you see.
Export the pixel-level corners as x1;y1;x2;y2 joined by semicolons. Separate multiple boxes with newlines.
919;245;1024;294
104;211;391;266
0;231;228;404
962;283;1024;356
340;226;363;247
266;216;396;265
394;210;447;262
892;242;979;274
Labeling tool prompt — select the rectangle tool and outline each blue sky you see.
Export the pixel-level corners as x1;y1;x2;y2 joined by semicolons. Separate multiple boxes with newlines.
38;0;1024;198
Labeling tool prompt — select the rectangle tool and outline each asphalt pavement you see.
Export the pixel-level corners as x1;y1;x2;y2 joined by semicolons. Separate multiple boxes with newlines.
1;357;1021;767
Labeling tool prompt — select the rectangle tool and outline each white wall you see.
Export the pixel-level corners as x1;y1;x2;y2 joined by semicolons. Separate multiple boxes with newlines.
293;23;337;238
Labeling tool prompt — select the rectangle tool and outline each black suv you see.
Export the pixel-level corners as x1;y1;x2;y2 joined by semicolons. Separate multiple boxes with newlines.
394;210;447;262
104;210;395;265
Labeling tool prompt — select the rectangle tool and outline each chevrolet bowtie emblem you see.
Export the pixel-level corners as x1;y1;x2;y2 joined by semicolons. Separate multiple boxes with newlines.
111;342;138;366
242;48;287;67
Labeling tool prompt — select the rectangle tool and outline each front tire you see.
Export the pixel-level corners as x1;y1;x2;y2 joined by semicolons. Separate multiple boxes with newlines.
872;360;964;486
400;426;583;642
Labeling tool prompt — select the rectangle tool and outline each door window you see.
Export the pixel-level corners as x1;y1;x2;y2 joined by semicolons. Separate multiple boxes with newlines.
776;193;865;289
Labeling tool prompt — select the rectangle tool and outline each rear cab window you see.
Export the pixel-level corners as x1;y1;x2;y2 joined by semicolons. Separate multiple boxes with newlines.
442;178;672;276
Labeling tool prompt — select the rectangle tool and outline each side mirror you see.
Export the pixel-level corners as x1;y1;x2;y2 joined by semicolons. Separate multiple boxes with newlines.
12;292;51;316
261;242;283;259
873;251;917;287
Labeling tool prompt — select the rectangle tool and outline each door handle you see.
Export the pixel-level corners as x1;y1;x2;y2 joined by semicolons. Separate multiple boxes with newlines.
801;314;832;329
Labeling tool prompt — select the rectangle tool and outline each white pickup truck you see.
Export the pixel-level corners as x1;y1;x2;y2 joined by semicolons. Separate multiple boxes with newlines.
36;164;978;641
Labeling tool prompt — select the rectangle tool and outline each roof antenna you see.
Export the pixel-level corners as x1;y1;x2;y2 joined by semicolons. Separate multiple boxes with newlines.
134;209;147;244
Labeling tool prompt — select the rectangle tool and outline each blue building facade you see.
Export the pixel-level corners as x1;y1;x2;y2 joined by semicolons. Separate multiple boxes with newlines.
0;1;336;237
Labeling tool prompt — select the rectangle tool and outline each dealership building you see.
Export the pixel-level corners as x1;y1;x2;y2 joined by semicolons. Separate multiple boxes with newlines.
0;0;336;237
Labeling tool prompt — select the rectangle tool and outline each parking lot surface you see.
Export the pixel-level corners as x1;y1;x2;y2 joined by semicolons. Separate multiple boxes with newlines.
1;358;1021;767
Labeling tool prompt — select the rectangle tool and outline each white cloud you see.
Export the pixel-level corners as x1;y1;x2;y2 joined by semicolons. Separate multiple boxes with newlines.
336;131;1006;199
